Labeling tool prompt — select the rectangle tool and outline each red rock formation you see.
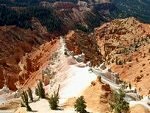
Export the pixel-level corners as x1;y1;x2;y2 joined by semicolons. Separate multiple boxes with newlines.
65;30;104;66
0;25;58;90
65;17;150;95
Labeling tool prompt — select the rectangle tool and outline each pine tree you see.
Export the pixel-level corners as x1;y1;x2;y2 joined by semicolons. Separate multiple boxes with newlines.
37;81;45;98
109;89;129;113
21;91;32;111
49;85;60;110
27;87;33;102
74;96;87;113
49;92;59;110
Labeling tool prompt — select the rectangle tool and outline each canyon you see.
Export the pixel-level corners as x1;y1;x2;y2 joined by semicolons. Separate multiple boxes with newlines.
0;1;150;113
65;17;150;95
0;17;149;113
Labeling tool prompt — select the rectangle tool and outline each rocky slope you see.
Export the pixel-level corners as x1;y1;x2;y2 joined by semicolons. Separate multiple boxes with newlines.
65;17;150;95
65;30;104;66
65;79;111;113
130;105;150;113
0;23;59;90
0;17;149;113
53;0;118;31
0;0;120;90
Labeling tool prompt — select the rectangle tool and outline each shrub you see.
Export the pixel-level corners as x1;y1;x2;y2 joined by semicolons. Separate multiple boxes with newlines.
49;92;59;110
27;87;33;102
49;85;60;110
74;96;87;113
91;81;96;86
97;76;102;83
64;50;69;56
37;81;45;98
136;58;139;62
21;91;32;111
128;57;132;62
109;89;129;113
118;60;124;65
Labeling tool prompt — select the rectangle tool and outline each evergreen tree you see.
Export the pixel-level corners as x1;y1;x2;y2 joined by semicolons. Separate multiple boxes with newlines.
37;81;45;98
49;85;60;110
21;91;32;111
49;92;59;110
74;96;87;113
109;89;129;113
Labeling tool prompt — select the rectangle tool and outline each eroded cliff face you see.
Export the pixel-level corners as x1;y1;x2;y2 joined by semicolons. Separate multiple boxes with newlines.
65;30;104;66
53;1;106;32
94;17;150;95
1;17;149;95
0;25;58;90
65;17;150;95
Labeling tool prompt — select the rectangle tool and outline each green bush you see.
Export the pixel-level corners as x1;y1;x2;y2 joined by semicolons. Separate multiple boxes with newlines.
37;81;45;98
49;92;59;110
118;60;124;65
74;96;87;113
109;89;129;113
49;85;60;110
21;91;32;111
0;6;62;32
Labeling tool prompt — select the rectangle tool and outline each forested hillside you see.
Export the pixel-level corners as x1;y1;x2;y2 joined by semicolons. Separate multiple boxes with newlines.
112;0;150;23
0;6;62;32
0;0;126;33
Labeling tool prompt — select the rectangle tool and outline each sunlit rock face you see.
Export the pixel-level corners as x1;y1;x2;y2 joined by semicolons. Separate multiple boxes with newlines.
65;17;150;95
0;25;58;91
